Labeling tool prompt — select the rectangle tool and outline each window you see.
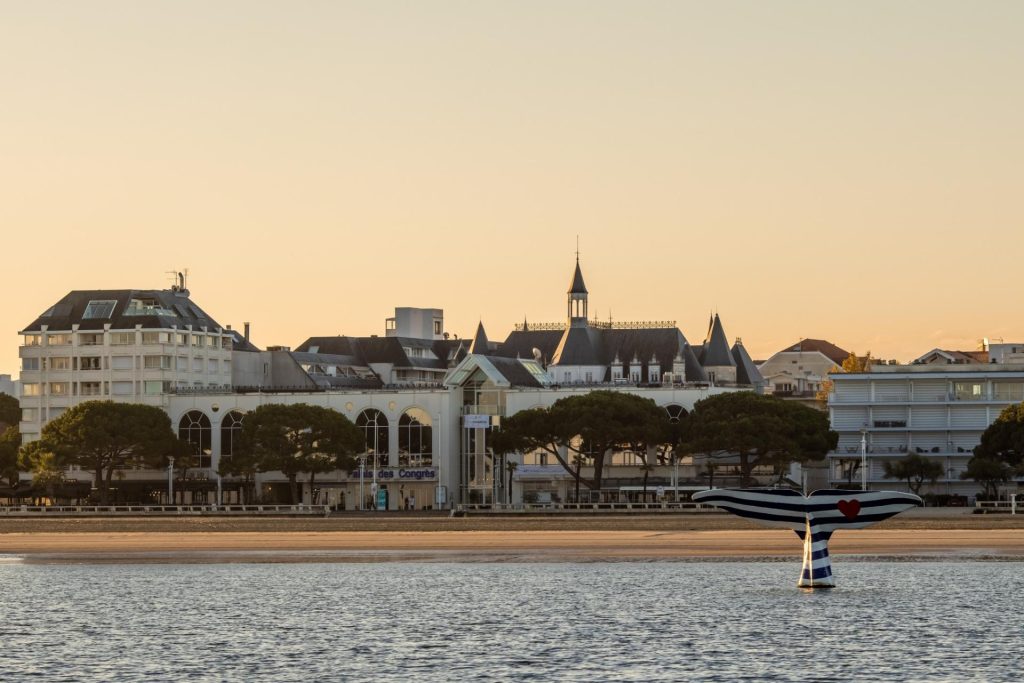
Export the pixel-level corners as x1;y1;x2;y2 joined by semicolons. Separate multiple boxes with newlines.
178;411;212;468
193;358;204;372
176;333;188;345
110;332;134;345
144;380;170;395
47;334;72;346
399;408;432;467
434;320;442;335
665;404;688;424
111;356;133;370
49;382;69;396
356;409;389;468
79;357;101;371
111;381;133;396
48;357;71;370
191;334;204;348
142;332;171;345
206;336;217;348
83;300;117;319
80;382;102;396
220;411;245;457
177;356;188;371
221;337;232;350
23;334;41;346
208;359;219;373
23;383;41;397
79;333;103;346
22;358;39;371
22;408;37;422
144;355;172;370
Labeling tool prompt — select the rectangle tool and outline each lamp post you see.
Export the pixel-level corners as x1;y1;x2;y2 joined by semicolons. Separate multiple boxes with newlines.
358;453;368;511
860;428;868;492
167;455;175;505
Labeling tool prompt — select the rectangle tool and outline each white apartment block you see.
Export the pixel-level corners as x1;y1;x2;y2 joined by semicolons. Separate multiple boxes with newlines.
18;285;235;443
828;364;1024;499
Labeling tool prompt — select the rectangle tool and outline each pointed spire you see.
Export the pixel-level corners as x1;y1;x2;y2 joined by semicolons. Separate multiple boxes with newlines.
568;257;588;295
702;313;736;367
522;316;529;332
469;321;490;355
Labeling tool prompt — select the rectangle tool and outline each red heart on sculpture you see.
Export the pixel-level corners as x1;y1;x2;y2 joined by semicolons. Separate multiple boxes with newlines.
837;499;861;519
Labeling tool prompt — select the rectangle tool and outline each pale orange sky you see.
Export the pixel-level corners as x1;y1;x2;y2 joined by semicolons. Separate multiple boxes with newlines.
2;1;1022;375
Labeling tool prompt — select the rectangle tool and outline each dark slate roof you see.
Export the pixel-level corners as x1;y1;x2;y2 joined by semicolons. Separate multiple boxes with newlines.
551;326;605;365
702;314;735;367
22;289;225;332
602;328;687;367
568;259;588;294
495;329;565;364
780;339;850;366
732;343;764;385
487;356;545;388
469;322;490;355
683;343;708;382
294;335;448;370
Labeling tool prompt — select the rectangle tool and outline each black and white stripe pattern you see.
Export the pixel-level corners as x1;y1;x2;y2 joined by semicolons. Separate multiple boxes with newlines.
692;488;922;587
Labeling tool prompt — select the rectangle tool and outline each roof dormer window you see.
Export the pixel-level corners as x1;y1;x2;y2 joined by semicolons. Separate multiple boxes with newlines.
83;299;117;319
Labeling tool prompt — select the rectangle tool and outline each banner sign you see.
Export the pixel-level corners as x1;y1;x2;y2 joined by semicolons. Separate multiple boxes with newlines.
348;468;438;481
463;414;491;429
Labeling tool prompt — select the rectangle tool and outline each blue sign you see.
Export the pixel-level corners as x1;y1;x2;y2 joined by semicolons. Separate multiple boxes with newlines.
376;488;387;511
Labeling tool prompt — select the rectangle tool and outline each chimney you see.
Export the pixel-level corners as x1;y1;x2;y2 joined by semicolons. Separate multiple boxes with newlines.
244;322;250;342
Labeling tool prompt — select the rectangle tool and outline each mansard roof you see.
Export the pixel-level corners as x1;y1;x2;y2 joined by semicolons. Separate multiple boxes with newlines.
295;335;451;371
497;329;565;364
568;259;588;295
702;314;736;367
21;289;225;333
497;325;691;370
732;342;764;385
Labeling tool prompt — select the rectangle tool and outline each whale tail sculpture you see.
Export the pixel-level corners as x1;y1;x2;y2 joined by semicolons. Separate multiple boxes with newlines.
691;488;922;588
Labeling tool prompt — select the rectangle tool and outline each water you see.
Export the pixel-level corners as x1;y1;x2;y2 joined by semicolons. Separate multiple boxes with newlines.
1;561;1021;682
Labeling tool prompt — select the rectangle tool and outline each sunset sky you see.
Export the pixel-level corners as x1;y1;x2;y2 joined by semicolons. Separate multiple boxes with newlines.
2;1;1022;375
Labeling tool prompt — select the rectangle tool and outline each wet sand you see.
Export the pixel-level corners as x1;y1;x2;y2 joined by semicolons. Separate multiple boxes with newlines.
2;515;1023;563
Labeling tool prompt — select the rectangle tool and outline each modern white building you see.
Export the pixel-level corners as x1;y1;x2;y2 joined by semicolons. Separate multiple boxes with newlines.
18;281;237;448
828;362;1024;499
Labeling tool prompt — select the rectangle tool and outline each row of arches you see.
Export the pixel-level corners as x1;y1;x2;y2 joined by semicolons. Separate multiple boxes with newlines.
176;407;434;469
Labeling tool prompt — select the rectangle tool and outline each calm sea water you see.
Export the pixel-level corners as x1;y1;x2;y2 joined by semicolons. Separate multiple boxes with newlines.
1;561;1021;682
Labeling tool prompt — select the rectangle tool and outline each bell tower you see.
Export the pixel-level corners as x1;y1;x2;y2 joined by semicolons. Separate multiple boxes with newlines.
567;256;588;326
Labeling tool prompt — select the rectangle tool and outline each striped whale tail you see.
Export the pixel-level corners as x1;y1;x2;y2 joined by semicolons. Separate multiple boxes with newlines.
691;488;922;588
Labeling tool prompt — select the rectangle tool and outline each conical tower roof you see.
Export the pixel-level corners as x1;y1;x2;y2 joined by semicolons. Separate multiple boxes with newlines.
469;321;490;355
731;340;763;385
568;258;588;295
702;314;736;367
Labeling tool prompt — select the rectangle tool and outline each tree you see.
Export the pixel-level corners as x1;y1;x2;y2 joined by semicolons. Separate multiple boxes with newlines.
218;444;261;504
493;391;669;494
883;453;944;495
0;426;21;488
960;456;1012;499
505;460;517;505
238;404;362;504
972;402;1024;472
680;392;837;486
842;351;873;373
18;440;65;503
40;401;178;504
0;392;20;430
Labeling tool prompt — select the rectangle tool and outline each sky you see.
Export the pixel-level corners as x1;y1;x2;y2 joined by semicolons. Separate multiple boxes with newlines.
2;1;1022;375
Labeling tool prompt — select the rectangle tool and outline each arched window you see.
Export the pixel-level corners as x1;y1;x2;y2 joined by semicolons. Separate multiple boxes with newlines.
356;409;389;468
178;410;212;468
665;404;687;424
399;408;432;467
220;410;245;457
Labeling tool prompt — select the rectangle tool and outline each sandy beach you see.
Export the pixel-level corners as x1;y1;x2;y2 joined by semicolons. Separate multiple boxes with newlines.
2;513;1023;563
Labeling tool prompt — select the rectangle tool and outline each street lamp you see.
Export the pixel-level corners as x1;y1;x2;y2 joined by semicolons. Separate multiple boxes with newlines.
167;455;175;504
358;453;368;511
860;428;868;492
